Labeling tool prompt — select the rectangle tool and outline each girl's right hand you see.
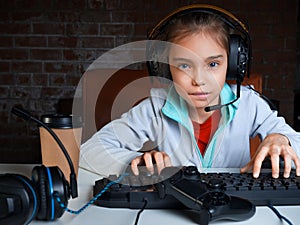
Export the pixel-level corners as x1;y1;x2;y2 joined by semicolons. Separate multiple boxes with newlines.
130;150;172;175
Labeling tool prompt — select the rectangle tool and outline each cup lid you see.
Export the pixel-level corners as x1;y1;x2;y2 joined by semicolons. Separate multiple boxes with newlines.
41;114;82;128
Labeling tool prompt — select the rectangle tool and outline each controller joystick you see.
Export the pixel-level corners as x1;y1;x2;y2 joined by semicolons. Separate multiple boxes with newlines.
156;166;256;225
207;178;224;190
184;165;199;175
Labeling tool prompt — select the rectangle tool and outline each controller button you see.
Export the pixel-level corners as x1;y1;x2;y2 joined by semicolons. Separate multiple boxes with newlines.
208;179;224;190
184;166;199;176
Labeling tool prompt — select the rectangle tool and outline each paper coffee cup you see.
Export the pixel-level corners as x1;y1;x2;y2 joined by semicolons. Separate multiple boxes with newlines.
39;114;82;181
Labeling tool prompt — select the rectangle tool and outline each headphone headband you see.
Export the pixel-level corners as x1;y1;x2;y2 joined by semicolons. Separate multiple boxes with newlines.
148;4;249;40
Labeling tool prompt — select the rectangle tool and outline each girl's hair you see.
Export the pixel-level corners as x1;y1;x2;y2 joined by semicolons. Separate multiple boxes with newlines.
164;12;230;55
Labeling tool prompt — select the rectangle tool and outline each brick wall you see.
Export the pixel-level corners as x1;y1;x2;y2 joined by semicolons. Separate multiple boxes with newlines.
0;0;298;162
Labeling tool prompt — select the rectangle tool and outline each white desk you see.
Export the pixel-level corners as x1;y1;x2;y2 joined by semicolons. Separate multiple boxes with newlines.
1;164;299;225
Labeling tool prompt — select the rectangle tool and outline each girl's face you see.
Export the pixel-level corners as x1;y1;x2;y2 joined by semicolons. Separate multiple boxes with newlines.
169;32;227;111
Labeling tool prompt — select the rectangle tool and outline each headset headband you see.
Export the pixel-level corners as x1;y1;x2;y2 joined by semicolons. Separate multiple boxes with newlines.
148;4;249;40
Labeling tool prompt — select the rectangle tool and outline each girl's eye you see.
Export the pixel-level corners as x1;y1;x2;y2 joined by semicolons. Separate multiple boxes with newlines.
178;63;191;71
209;61;219;68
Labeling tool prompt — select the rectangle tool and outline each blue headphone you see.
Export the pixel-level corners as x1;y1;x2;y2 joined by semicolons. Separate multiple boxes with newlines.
0;107;78;225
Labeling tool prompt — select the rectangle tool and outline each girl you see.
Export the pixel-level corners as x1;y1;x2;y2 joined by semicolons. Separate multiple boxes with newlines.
80;5;300;179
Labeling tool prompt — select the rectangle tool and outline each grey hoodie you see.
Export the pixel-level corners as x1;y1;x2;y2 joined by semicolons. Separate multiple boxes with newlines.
80;84;300;176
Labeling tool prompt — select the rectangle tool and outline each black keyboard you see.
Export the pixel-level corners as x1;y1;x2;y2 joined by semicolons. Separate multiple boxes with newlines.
93;168;300;209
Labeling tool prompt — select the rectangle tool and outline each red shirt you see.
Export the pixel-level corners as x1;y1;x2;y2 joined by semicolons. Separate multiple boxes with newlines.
192;110;221;156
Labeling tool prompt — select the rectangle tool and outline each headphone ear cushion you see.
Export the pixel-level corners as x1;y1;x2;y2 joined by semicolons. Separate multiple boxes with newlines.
32;165;70;221
32;166;50;220
0;174;39;225
48;166;70;219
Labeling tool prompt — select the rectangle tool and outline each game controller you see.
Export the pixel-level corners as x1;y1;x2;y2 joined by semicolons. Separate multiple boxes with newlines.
156;166;256;225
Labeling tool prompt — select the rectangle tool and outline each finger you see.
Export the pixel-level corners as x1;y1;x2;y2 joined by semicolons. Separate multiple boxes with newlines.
163;153;172;167
283;155;292;178
153;152;165;174
294;157;300;176
280;147;294;178
240;161;253;174
289;148;300;176
157;152;172;174
252;147;269;178
143;152;155;174
270;153;280;178
241;144;262;174
131;156;142;175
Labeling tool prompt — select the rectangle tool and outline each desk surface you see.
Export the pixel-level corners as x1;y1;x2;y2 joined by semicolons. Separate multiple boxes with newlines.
1;164;299;225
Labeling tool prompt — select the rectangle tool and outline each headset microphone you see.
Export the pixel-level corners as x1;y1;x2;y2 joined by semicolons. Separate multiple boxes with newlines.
204;79;241;112
11;106;78;198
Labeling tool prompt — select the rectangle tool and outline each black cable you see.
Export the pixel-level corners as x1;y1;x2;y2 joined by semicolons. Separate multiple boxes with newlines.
268;204;293;225
246;84;278;111
134;199;148;225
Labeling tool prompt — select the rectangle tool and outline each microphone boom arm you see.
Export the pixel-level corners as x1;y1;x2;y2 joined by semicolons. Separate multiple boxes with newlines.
204;79;241;112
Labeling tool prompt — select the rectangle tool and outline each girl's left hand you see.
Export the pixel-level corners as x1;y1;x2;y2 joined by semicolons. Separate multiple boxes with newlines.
241;133;300;178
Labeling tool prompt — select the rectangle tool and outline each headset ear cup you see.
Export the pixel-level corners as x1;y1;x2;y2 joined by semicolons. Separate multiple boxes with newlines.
32;166;50;220
146;40;172;80
227;34;249;81
0;174;39;225
32;165;70;221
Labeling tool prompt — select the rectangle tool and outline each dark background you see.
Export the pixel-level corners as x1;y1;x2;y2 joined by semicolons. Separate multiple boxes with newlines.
0;0;299;163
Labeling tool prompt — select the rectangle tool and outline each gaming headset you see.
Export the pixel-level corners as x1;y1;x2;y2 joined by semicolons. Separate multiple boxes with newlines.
146;4;252;82
146;4;252;112
0;107;78;225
